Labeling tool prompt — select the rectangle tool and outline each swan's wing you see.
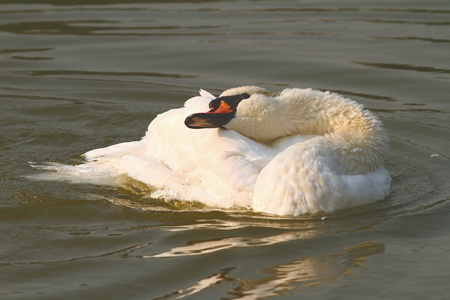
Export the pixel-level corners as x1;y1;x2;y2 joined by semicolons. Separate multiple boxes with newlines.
183;90;215;111
203;130;274;193
147;106;274;201
199;89;216;100
28;90;274;209
83;140;146;161
28;139;148;185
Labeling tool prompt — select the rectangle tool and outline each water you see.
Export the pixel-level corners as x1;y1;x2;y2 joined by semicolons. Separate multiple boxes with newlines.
1;0;450;299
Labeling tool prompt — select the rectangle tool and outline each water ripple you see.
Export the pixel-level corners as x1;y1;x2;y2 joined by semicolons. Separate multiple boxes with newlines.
355;62;450;75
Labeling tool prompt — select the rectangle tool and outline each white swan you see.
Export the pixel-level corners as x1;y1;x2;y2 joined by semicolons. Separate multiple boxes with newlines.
35;86;391;216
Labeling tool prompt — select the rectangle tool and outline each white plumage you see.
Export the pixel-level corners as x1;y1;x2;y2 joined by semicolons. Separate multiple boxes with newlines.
31;87;391;216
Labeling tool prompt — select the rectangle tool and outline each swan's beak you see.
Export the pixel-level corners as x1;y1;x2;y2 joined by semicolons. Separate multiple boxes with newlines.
185;93;249;129
184;110;234;129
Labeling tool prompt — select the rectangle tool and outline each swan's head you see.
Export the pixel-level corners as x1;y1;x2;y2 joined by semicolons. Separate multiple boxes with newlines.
184;92;251;129
185;86;283;141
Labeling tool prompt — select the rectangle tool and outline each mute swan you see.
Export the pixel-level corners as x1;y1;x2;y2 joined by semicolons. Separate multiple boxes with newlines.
36;86;391;216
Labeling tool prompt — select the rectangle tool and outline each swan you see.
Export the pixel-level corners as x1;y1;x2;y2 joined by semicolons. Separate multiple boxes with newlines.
33;86;391;216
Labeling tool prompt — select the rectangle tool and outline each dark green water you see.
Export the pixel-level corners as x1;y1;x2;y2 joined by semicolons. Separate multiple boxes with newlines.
1;0;450;299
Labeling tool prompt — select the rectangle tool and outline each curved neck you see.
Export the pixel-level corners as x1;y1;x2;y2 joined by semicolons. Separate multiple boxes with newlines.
226;88;389;173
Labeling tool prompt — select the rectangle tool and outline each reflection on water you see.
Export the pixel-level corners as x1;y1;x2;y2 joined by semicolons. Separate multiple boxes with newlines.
155;241;384;299
155;270;228;300
147;231;318;258
230;242;384;299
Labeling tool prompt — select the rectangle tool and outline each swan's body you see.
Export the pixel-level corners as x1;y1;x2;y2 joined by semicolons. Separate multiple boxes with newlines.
33;87;391;216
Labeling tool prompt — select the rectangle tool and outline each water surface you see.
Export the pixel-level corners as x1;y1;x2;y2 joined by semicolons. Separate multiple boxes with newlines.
1;1;450;299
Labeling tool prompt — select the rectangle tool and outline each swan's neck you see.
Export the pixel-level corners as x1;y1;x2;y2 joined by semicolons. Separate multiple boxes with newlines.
225;88;389;174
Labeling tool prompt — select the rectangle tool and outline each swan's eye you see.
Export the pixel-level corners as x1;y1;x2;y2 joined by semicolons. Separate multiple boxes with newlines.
236;93;250;102
240;93;250;99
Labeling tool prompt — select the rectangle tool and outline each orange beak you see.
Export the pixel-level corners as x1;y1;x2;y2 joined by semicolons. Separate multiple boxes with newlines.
208;100;232;114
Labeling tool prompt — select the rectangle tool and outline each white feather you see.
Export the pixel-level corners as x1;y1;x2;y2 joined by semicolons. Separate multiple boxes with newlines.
29;87;391;216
